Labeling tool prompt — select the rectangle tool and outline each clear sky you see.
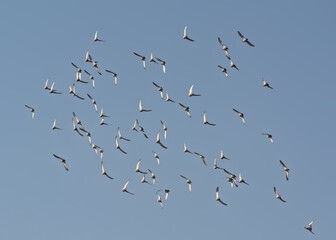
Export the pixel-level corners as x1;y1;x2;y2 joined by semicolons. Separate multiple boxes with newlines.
1;0;335;239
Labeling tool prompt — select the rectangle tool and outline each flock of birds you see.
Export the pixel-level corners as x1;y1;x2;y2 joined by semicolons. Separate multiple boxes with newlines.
25;27;315;235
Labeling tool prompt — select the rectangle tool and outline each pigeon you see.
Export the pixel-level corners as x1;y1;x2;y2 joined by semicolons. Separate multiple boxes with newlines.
304;221;314;234
160;120;167;139
280;160;290;181
230;59;239;70
194;152;207;166
101;161;113;180
152;151;160;165
52;120;61;130
180;175;192;192
157;194;163;207
156;131;167;149
184;143;193;154
183;26;194;42
203;112;216;126
122;180;134;195
155;57;166;73
238;173;249;185
44;79;50;90
133;52;146;69
105;70;118;86
216;187;228;206
53;154;69;171
91;58;102;75
100;118;109;126
233;108;246;125
136;119;149;139
94;31;105;42
188;84;201;97
135;159;147;174
224;50;231;60
217;37;228;51
72;118;83;136
223;168;237;180
118;127;131;141
179;103;191;118
87;94;98;112
76;70;88;84
69;84;85;100
165;93;175;103
91;143;101;155
262;78;273;89
227;176;238;188
85;50;92;63
132;120;138;132
238;31;255;47
100;108;110;118
262;133;274;143
148;169;156;184
141;174;150;184
274;186;286;203
152;82;164;99
150;53;157;64
25;105;35;119
72;112;82;126
213;158;224;170
220;150;230;160
139;99;152;112
99;147;104;159
49;82;62;94
84;70;95;88
218;65;228;77
115;136;127;154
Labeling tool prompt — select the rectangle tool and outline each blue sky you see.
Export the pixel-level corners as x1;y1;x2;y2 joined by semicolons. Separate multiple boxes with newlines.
0;0;335;239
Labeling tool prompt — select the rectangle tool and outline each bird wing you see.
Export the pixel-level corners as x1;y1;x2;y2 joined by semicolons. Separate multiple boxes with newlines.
152;82;160;88
238;31;245;39
218;37;224;46
246;40;255;47
133;52;143;58
280;160;287;168
179;103;187;108
232;108;241;114
188;84;194;96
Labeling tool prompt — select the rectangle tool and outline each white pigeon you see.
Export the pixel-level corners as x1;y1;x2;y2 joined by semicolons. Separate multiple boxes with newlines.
280;160;290;181
53;154;69;171
155;57;166;73
180;175;192;192
25;105;35;119
216;187;228;206
238;31;255;47
122;180;134;195
262;133;274;143
218;65;228;77
139;99;152;112
203;112;216;126
304;221;314;234
233;108;246;125
52;120;61;130
183;26;195;42
133;52;146;69
94;31;105;42
188;84;201;97
115;136;127;154
101;161;113;180
135;159;147;174
184;143;193;154
274;186;286;203
156;131;167;149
